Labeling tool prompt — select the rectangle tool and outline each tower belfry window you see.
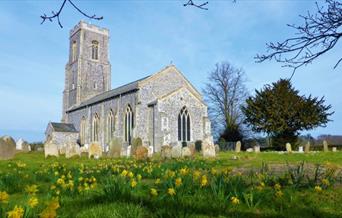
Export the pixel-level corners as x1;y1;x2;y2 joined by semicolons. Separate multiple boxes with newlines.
91;40;99;60
72;41;77;62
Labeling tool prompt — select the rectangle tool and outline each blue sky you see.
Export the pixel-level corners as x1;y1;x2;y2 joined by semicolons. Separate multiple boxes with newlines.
0;0;341;142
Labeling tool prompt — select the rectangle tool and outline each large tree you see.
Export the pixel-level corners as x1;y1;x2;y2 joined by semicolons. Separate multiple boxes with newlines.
203;62;248;141
242;79;333;149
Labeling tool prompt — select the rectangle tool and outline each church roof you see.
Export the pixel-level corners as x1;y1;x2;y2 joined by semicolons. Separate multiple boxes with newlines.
49;122;78;132
67;75;150;112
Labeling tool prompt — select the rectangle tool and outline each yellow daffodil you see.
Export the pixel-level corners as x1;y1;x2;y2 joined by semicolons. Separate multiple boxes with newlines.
130;179;137;188
274;183;281;191
137;174;142;181
175;178;182;187
0;191;9;203
167;188;176;196
322;179;330;186
25;185;38;195
231;196;240;205
275;190;283;198
200;175;208;187
155;178;161;185
121;170;128;177
28;197;39;208
7;205;24;218
150;188;158;197
314;186;322;193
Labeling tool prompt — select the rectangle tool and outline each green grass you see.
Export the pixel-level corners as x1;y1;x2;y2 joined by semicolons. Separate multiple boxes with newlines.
0;151;342;218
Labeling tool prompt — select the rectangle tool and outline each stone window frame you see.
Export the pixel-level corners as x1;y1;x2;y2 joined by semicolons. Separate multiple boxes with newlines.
91;40;99;60
178;106;191;142
92;113;100;142
124;105;134;145
107;109;115;142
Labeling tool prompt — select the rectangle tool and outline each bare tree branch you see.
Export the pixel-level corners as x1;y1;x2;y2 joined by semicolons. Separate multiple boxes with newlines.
41;0;103;28
183;0;209;10
255;0;342;77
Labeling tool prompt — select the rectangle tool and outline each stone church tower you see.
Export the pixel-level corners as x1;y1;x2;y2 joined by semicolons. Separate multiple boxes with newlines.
62;21;111;122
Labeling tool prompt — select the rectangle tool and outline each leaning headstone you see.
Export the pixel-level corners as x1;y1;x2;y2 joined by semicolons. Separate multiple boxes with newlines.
246;148;253;152
304;142;310;153
323;140;329;152
286;143;292;153
171;145;182;158
65;142;81;158
332;147;337;152
44;142;59;158
298;146;304;153
161;145;172;159
182;147;191;157
89;142;102;159
108;137;122;158
135;146;148;160
0;136;16;160
16;139;31;152
235;141;241;153
254;145;260;153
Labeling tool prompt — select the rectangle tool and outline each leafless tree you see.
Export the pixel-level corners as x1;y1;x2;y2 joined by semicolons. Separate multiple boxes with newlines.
203;62;248;139
255;0;342;78
41;0;103;28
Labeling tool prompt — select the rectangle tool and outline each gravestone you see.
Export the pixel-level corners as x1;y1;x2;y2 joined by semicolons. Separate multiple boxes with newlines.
254;145;260;153
304;142;310;153
135;146;148;160
332;147;337;152
89;142;102;159
246;148;253;152
182;147;191;157
16;138;31;152
188;143;196;156
161;145;172;159
171;145;182;158
235;141;241;153
44;142;59;158
286;143;292;153
298;146;304;153
80;146;88;153
323;140;329;152
215;144;220;153
65;142;81;158
148;146;154;158
0;136;16;160
202;143;216;158
108;138;122;158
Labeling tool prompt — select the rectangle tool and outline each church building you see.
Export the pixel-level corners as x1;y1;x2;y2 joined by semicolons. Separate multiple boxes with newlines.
51;21;213;152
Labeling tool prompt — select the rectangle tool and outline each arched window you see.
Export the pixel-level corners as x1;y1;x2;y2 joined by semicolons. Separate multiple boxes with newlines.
80;117;86;145
92;113;100;142
107;110;115;142
72;41;77;62
178;106;191;142
91;40;99;60
124;105;134;145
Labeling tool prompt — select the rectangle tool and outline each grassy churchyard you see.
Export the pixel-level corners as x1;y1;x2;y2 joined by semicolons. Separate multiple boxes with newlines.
0;151;342;218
